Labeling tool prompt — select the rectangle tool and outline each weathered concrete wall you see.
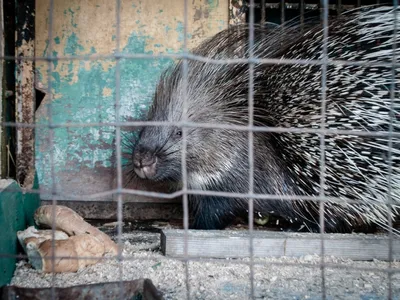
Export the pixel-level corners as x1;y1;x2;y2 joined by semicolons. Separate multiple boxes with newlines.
35;0;228;201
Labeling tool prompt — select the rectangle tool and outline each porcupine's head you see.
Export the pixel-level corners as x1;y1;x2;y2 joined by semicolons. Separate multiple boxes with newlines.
130;25;288;186
131;61;251;185
129;18;319;189
131;66;192;183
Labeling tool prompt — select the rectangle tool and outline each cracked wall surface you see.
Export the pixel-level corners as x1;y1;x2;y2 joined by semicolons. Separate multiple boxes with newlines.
35;0;228;200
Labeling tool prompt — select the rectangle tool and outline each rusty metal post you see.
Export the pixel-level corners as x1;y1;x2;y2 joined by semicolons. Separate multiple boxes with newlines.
15;0;35;188
1;0;16;180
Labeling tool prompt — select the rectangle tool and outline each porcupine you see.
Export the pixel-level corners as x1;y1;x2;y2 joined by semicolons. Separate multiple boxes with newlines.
129;6;400;233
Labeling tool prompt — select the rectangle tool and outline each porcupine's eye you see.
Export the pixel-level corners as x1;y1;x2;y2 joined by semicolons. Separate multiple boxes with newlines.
170;128;182;140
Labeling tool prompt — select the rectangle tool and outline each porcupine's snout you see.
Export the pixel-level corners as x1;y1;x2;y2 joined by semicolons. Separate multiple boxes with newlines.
133;147;158;179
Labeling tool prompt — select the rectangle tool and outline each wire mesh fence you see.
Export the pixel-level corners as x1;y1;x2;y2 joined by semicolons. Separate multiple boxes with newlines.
1;0;400;299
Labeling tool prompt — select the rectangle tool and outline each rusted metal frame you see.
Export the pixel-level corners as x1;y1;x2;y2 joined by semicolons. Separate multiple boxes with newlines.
0;0;5;177
1;0;16;179
15;0;35;188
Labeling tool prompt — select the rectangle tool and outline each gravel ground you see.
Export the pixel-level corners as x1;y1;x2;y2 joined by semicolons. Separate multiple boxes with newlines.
10;226;400;300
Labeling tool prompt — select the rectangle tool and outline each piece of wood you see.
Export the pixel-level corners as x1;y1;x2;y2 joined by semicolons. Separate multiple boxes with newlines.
34;205;118;255
161;229;400;261
40;200;182;221
15;0;36;188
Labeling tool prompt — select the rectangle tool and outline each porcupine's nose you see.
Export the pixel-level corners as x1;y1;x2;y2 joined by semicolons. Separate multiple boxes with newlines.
132;148;157;179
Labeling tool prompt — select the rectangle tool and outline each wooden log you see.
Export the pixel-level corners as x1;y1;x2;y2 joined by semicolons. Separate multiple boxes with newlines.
161;229;400;261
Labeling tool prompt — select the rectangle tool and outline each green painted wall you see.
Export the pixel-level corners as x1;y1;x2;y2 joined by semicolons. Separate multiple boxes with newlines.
35;0;228;200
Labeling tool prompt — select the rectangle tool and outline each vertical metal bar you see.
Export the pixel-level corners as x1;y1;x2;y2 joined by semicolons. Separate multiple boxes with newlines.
281;0;285;25
261;0;266;24
114;0;124;299
248;0;255;298
46;0;55;299
182;0;190;299
319;0;329;299
387;3;398;300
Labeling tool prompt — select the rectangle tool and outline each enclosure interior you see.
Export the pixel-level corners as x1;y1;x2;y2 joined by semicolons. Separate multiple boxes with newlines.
0;0;400;299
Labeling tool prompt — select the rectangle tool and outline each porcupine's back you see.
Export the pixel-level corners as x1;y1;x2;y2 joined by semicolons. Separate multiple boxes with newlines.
147;6;400;231
257;6;400;230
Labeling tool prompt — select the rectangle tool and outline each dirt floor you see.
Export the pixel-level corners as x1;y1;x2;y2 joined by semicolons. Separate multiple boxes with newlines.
10;221;400;300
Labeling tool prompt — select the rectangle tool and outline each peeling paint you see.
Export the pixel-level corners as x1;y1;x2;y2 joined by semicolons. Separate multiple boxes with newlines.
64;32;84;55
208;0;220;9
35;0;229;197
102;87;112;97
